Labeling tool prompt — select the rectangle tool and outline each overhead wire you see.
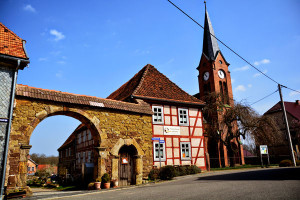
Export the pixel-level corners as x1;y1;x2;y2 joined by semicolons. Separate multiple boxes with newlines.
250;89;279;106
166;0;300;96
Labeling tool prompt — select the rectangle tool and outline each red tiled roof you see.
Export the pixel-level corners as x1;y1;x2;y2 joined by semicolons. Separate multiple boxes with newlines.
107;64;205;106
58;124;85;150
264;101;300;120
16;84;152;115
0;23;28;59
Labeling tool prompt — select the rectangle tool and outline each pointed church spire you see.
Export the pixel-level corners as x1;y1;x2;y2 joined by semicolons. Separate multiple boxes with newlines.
202;2;220;61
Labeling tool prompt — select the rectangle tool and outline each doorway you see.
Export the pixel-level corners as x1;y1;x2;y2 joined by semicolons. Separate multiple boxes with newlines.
118;145;137;186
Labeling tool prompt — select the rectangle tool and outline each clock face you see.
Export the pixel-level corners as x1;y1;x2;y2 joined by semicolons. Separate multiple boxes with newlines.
203;72;209;81
218;70;225;79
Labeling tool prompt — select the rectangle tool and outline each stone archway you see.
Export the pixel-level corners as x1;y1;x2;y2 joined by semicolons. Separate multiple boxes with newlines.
6;103;103;188
111;138;144;185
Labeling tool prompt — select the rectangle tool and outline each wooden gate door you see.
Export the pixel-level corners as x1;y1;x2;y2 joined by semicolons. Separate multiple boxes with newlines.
118;145;136;186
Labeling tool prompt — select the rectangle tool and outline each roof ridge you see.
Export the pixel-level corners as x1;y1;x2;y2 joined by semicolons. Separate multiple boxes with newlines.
132;64;152;96
0;23;24;41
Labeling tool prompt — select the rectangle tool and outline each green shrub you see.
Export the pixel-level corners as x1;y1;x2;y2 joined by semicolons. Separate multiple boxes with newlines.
177;166;188;176
279;159;292;167
159;166;177;180
148;168;160;180
188;165;201;174
101;173;111;183
296;160;300;166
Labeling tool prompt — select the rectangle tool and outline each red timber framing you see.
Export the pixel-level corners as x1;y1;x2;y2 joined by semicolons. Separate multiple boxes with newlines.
151;103;206;171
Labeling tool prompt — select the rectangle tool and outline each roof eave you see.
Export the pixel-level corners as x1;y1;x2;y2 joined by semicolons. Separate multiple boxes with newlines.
132;95;205;107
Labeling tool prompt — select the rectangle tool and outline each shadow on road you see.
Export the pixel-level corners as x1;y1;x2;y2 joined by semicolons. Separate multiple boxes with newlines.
197;167;300;181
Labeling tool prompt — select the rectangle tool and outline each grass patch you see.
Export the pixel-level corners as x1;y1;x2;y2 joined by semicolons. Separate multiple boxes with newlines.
55;186;79;191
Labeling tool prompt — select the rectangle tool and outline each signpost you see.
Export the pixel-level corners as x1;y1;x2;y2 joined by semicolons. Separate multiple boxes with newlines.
152;138;165;168
260;145;270;167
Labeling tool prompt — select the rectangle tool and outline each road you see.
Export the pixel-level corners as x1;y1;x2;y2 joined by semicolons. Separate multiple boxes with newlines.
24;167;300;200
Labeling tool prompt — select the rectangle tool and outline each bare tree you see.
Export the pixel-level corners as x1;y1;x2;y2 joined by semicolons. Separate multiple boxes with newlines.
203;92;280;167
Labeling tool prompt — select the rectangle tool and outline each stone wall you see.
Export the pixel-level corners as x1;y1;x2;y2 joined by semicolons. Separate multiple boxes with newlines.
6;97;153;187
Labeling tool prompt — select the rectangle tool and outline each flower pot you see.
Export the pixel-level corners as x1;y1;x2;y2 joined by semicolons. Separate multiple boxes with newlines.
94;182;101;190
103;182;110;189
112;180;118;188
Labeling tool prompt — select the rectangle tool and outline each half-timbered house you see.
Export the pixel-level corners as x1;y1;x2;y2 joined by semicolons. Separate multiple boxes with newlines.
107;64;207;170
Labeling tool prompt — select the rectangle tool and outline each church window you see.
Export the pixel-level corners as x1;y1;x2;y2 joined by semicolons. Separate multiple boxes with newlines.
153;142;166;161
152;106;164;124
87;129;92;140
78;133;81;144
77;153;80;163
180;142;191;160
83;130;86;142
178;108;189;126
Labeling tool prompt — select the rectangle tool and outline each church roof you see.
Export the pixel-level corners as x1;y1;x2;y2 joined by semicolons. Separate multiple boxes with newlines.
107;64;205;106
0;23;28;59
202;7;220;61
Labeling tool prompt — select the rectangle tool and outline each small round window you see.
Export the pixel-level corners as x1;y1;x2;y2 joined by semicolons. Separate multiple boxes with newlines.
219;60;222;64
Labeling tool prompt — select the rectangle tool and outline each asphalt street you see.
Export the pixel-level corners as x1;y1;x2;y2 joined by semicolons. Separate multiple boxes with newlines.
23;167;300;200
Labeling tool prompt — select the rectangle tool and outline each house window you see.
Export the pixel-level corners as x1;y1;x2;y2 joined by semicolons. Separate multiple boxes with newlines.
180;142;191;160
178;108;189;125
87;130;92;140
78;153;81;163
83;152;86;163
69;147;71;156
153;142;166;161
32;167;34;171
78;133;81;144
152;106;164;124
27;167;30;172
66;149;68;157
83;130;86;142
87;151;91;163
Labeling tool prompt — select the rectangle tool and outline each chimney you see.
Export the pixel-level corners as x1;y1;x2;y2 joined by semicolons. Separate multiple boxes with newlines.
296;100;300;105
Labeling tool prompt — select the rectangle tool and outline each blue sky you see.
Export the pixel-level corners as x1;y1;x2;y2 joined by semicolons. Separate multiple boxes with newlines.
1;0;300;156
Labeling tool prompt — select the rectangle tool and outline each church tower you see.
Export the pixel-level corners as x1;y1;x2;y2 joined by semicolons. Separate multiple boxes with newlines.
197;4;233;106
197;4;244;167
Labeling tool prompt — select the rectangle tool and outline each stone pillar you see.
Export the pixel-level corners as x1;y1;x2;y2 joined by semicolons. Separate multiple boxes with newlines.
135;155;143;185
95;147;107;179
19;145;31;187
111;156;119;181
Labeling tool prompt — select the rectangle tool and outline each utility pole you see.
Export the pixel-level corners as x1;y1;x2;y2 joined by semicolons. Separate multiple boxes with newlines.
278;84;296;166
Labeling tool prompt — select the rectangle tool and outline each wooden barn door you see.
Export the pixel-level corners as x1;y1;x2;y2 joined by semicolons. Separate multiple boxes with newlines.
118;145;136;186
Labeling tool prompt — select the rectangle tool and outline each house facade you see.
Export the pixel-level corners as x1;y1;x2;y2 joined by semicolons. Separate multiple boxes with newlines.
264;100;300;160
107;64;207;170
27;157;38;175
58;124;96;183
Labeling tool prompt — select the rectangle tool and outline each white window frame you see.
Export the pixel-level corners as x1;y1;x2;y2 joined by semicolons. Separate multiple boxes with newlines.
178;108;189;126
180;142;191;160
153;142;166;161
152;106;164;124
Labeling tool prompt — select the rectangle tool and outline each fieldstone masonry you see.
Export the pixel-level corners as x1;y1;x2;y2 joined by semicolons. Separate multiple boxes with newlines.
5;96;153;188
0;66;14;184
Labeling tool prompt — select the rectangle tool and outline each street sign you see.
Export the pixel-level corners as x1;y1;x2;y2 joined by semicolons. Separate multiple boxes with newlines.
0;118;9;123
152;137;160;141
159;140;165;143
260;145;268;155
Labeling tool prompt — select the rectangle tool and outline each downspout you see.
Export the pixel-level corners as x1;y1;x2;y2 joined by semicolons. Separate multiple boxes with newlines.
0;60;20;198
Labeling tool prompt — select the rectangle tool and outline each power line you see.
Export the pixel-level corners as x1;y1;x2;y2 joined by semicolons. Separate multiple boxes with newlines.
166;0;279;85
250;89;278;106
282;85;300;94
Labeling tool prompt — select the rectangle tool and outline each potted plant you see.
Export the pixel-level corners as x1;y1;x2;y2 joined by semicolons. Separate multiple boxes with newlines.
94;178;101;190
112;179;118;188
101;173;111;189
